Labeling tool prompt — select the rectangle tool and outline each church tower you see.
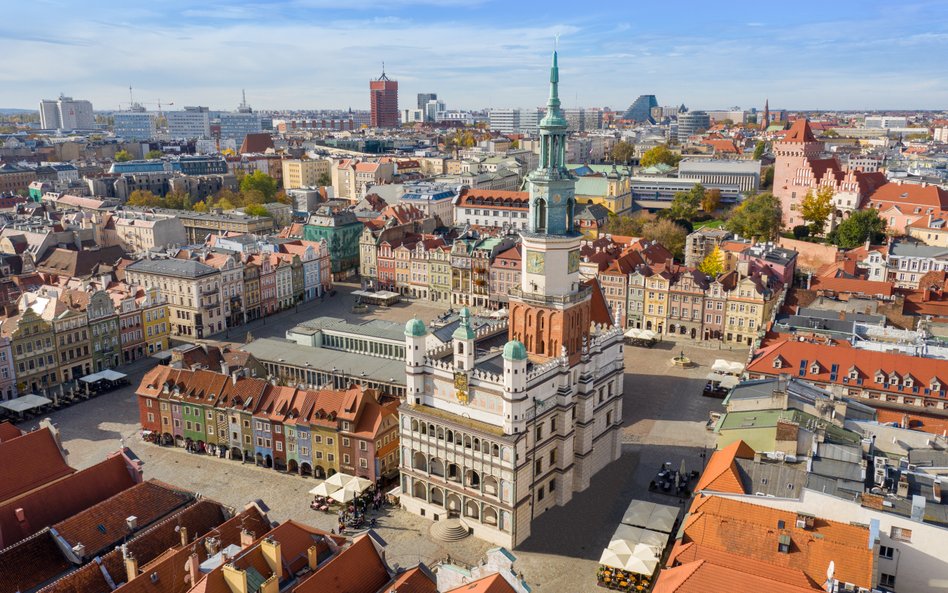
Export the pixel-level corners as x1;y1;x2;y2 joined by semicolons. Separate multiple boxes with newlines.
508;50;592;364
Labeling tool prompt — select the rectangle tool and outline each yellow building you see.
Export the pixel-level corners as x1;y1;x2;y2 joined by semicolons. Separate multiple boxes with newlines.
141;288;171;355
642;270;671;334
310;424;339;478
907;215;948;247
282;158;331;189
723;276;777;346
571;165;634;214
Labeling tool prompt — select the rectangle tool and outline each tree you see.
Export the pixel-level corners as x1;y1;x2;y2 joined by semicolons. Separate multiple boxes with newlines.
752;141;766;160
145;149;163;159
801;186;834;236
191;200;209;213
761;165;774;189
114;149;132;162
126;189;162;207
639;145;682;168
604;211;654;237
244;203;271;217
163;191;191;210
664;183;705;221
316;172;332;187
242;189;266;206
611;141;635;164
792;225;810;240
274;191;293;205
698;246;725;277
724;192;782;241
831;209;887;249
239;171;278;202
216;197;236;211
701;188;722;213
213;187;242;208
642;219;688;258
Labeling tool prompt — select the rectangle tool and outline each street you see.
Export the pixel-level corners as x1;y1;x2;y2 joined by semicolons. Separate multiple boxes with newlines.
20;285;746;593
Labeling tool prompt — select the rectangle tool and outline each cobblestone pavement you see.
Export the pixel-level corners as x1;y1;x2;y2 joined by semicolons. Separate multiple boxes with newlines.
21;293;747;593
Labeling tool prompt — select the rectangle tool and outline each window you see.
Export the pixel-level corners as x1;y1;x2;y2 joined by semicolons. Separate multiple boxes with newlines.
359;458;368;468
537;486;545;501
880;573;896;588
274;425;282;434
314;435;322;443
343;437;350;447
327;437;334;446
275;441;283;452
316;451;323;459
879;546;894;559
535;459;542;474
890;526;912;542
343;454;350;464
359;440;367;451
301;447;308;456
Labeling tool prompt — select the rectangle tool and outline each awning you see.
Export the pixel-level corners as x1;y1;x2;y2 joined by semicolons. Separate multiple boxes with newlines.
624;328;657;340
0;394;52;413
610;524;669;552
706;372;740;388
711;359;744;375
99;369;126;381
79;372;103;383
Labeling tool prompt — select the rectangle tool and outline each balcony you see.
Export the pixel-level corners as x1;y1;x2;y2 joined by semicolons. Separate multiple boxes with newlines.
509;284;591;306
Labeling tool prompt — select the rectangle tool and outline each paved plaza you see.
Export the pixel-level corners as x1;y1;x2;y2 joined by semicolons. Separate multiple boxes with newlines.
19;288;746;593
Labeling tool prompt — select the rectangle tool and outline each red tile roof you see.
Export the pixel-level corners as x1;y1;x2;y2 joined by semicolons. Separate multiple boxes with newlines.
693;440;754;494
0;421;22;442
653;559;822;593
586;278;614;326
52;480;193;558
868;182;948;210
445;573;518;593
385;567;438;593
782;119;817;143
0;427;72;506
0;453;137;548
295;534;389;593
0;531;72;593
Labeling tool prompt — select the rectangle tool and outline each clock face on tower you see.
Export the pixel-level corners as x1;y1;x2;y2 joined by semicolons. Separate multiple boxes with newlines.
568;249;580;273
553;193;562;204
526;250;545;274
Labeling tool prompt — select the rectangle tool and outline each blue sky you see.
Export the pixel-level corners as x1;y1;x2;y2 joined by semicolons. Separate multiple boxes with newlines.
3;0;947;112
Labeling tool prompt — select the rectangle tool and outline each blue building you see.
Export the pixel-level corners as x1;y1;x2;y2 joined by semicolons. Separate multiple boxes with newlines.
622;95;658;123
109;156;228;175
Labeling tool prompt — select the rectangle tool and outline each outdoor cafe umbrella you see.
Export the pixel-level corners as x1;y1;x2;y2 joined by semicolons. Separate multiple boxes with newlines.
308;481;336;497
611;524;667;551
325;472;354;489
607;539;637;556
623;544;659;575
345;475;374;494
328;486;359;504
598;548;631;571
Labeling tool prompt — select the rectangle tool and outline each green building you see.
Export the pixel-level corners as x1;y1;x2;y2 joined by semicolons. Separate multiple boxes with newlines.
303;208;363;279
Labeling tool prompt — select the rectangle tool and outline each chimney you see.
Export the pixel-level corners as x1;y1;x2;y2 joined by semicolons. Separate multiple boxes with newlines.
307;545;320;570
188;552;200;586
260;537;282;580
222;564;248;593
240;529;255;549
124;549;139;582
260;575;279;593
179;526;189;547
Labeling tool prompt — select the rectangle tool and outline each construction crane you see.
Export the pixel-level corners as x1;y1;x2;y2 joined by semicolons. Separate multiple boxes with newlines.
121;86;174;115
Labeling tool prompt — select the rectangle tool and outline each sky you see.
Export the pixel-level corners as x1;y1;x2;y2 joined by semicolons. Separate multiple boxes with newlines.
2;0;947;112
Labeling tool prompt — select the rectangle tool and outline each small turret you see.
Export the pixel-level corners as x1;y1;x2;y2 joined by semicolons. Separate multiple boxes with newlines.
453;307;475;371
405;317;427;401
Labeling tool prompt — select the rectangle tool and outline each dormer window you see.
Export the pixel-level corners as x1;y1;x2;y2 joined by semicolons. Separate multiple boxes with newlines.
903;376;914;388
773;357;783;369
848;368;859;380
931;379;942;392
809;363;820;375
875;372;885;384
888;372;900;386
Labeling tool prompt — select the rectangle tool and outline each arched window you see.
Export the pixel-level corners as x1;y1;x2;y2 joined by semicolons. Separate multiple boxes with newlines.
535;199;547;232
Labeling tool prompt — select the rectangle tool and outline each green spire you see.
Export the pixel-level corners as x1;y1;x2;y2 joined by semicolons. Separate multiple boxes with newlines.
548;51;561;112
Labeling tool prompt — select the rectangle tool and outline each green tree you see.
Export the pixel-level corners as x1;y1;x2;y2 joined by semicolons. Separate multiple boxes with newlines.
216;197;236;211
145;149;163;159
114;149;132;162
239;170;278;202
191;200;209;213
801;186;834;236
126;189;162;207
665;183;705;221
243;203;271;217
701;188;722;213
761;165;774;189
163;190;191;210
213;187;243;208
639;145;682;168
604;211;654;237
698;246;725;277
642;219;688;258
611;141;635;164
316;172;332;187
752;141;766;160
724;192;782;241
830;209;887;249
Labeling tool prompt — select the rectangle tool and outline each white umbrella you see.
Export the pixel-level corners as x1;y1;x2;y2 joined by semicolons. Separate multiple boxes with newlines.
611;525;668;551
621;500;654;528
646;505;679;534
607;539;636;556
308;481;336;497
346;476;373;494
598;548;631;571
325;472;354;489
328;487;358;504
623;554;658;576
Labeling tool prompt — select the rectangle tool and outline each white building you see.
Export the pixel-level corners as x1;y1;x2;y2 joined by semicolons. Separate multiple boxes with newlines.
398;51;624;548
220;111;262;145
167;106;210;140
113;111;156;140
678;159;762;193
39;96;95;130
865;116;908;129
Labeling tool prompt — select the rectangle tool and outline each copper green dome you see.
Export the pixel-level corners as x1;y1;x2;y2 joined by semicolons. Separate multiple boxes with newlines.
404;317;427;337
452;307;476;340
502;340;528;361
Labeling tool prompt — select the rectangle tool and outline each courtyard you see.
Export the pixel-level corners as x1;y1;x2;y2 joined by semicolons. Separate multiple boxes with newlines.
19;289;746;593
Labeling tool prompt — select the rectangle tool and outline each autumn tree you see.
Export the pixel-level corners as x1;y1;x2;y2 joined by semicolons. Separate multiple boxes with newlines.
317;172;332;187
698;246;725;277
639;145;682;168
191;200;209;212
752;141;766;160
604;211;654;237
801;186;834;236
701;188;722;213
611;141;635;164
145;149;163;159
243;203;271;217
239;171;278;202
724;192;782;241
642;219;688;258
114;149;132;162
127;190;161;207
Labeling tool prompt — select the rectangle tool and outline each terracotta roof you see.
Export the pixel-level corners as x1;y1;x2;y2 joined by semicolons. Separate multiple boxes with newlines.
874;408;948;434
239;133;274;154
0;421;22;442
0;453;137;549
585;278;613;326
680;495;874;588
693;440;754;494
781;119;817;143
445;573;518;593
295;534;390;593
0;428;72;506
653;559;821;593
0;531;71;593
808;275;893;297
36;246;126;278
52;480;193;558
868;182;948;210
667;542;819;589
456;188;529;209
385;566;438;593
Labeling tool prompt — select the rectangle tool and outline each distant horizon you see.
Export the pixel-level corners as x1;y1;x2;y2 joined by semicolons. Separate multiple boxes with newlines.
2;0;947;111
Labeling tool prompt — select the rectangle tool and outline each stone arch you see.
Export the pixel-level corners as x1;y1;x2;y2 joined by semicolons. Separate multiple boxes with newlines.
287;459;299;473
463;434;472;449
535;198;547;232
483;506;498;526
464;499;480;520
436;426;444;440
473;437;481;452
429;486;444;507
314;465;326;478
419;421;426;435
446;493;462;515
447;462;461;482
492;443;500;457
413;451;428;471
300;462;312;477
446;429;454;442
429;457;445;477
483;475;499;496
466;469;481;489
413;480;427;500
411;418;419;432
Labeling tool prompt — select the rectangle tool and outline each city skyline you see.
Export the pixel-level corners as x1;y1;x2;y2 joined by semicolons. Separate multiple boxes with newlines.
2;0;948;112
